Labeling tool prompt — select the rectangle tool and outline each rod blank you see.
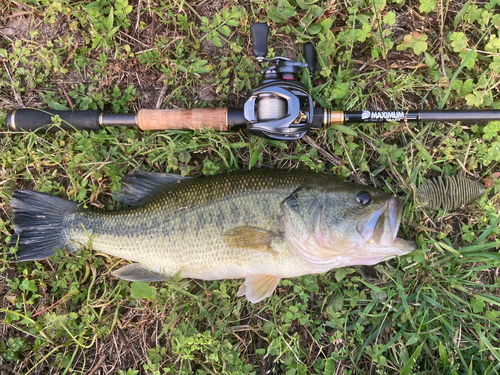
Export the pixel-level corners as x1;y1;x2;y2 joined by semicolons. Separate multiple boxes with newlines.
419;110;500;122
342;110;500;124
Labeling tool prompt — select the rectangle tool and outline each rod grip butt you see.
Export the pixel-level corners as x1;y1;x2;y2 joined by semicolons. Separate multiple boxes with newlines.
6;109;101;132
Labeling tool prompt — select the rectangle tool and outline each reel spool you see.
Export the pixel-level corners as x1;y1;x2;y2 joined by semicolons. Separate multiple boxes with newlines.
256;94;286;121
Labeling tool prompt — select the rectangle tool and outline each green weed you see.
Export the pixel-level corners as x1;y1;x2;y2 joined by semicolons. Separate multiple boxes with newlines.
0;0;499;374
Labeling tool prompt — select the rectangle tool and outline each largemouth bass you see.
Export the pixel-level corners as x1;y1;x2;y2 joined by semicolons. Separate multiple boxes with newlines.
9;169;415;303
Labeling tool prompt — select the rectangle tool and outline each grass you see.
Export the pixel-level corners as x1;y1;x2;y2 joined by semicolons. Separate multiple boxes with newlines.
1;0;500;374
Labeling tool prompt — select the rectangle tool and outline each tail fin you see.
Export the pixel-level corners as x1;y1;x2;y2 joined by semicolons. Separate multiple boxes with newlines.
9;190;79;261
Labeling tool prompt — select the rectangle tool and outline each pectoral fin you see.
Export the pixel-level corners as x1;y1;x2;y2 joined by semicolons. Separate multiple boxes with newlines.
223;226;281;252
112;263;169;282
237;274;280;303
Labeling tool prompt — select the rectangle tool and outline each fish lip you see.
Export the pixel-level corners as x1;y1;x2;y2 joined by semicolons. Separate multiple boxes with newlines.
357;197;404;245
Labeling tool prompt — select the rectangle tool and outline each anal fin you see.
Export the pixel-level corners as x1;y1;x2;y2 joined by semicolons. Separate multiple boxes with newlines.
112;263;169;282
237;274;280;303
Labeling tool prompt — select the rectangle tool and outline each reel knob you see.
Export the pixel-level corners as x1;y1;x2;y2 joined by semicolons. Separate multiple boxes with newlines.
250;23;269;61
304;43;316;76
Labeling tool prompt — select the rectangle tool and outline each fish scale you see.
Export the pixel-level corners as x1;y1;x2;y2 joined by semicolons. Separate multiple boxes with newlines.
65;170;328;280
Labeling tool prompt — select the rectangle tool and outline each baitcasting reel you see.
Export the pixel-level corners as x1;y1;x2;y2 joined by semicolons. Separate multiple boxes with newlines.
244;23;325;140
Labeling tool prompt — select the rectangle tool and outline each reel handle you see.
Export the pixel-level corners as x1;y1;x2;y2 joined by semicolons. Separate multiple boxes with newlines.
250;23;269;61
304;43;316;75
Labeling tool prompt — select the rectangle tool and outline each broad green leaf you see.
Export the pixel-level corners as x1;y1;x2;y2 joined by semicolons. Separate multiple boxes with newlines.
229;142;248;149
50;102;70;111
106;26;120;40
383;11;396;25
406;334;419;346
92;34;101;49
424;52;436;69
397;32;428;55
220;25;231;36
483;121;500;140
107;6;114;31
335;267;355;281
413;41;428;55
325;358;335;375
490;60;500;72
485;309;500;320
465;91;482;107
320;18;334;32
130;281;157;300
307;23;322;35
461;78;474;94
213;13;222;26
330;293;344;312
278;0;297;18
297;0;315;9
485;35;500;53
459;50;478;69
212;35;222;48
190;60;212;74
471;296;486;313
308;4;324;17
346;142;358;150
267;140;288;149
450;32;468;53
268;8;288;23
419;0;436;13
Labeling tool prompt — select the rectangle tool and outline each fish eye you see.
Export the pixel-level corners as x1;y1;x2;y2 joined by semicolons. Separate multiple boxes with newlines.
356;191;372;206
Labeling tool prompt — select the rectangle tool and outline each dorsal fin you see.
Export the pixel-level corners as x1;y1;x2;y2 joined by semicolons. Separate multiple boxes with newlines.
114;172;192;206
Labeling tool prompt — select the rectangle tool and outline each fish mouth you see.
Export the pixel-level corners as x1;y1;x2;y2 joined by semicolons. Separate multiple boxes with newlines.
357;197;414;254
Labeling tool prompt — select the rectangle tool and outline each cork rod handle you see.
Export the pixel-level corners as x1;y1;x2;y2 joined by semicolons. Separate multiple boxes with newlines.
137;108;229;131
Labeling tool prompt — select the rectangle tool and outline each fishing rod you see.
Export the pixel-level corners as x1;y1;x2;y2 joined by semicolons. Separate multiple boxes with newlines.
6;23;500;140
